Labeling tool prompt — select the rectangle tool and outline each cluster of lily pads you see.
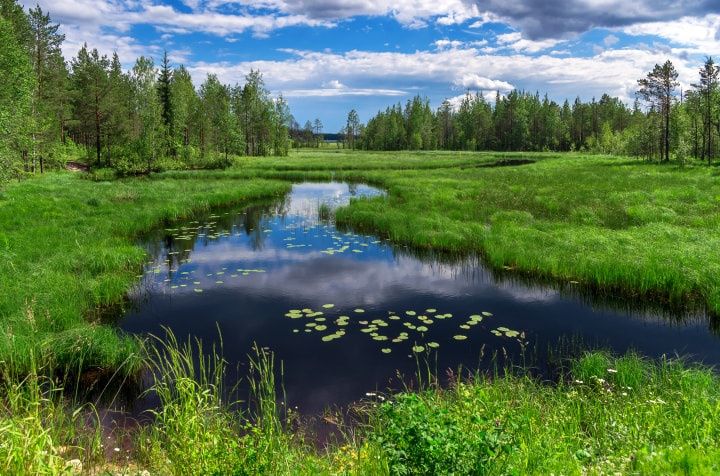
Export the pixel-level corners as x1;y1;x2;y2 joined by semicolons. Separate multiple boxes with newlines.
278;221;382;255
284;305;525;354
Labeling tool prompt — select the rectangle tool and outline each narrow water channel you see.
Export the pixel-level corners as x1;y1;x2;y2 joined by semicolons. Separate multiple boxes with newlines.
121;182;720;415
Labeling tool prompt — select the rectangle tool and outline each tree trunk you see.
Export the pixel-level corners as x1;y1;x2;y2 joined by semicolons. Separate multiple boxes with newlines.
95;89;101;167
664;102;670;162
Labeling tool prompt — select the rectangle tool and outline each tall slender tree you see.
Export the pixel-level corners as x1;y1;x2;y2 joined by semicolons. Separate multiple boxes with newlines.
70;44;111;166
345;109;359;149
637;60;679;162
28;5;66;169
157;50;174;157
692;57;719;163
0;16;33;183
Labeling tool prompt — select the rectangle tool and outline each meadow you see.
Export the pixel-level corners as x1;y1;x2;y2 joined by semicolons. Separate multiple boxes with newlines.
1;150;719;474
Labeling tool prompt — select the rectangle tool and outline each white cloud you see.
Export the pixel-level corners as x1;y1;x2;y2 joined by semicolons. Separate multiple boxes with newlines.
453;73;513;91
215;0;480;27
622;14;720;56
434;39;465;50
187;45;703;108
496;32;561;53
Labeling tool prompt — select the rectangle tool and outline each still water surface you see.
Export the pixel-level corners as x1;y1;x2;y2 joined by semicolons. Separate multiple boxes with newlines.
121;182;719;414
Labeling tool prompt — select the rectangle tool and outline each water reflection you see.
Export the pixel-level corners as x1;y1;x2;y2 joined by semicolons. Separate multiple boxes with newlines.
122;182;720;415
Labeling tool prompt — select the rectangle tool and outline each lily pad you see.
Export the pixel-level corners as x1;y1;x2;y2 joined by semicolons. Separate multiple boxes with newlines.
453;335;468;341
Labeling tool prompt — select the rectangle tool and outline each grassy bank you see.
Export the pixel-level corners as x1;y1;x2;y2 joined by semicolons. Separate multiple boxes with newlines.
0;172;290;375
2;342;719;475
230;150;720;314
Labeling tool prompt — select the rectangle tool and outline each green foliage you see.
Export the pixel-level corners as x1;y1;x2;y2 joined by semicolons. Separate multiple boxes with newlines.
0;16;34;184
369;391;515;475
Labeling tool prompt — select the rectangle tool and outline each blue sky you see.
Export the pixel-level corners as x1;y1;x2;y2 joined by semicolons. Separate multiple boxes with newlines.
22;0;720;131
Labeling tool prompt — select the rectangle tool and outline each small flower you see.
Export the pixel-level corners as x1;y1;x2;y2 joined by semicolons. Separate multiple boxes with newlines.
607;368;617;373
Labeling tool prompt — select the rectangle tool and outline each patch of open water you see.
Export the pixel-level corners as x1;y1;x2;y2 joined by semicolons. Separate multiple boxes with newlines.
120;182;720;416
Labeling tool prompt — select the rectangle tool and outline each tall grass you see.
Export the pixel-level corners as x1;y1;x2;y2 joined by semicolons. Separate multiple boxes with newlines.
1;332;718;474
0;356;103;475
136;331;327;475
0;173;290;375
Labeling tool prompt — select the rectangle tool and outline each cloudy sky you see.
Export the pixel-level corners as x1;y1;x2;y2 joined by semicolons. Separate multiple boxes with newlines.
21;0;720;131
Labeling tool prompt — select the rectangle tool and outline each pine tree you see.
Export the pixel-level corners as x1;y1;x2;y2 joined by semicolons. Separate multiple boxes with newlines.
170;65;198;156
157;51;174;157
638;60;679;162
0;16;34;183
692;57;719;163
28;5;66;169
130;56;163;172
70;44;111;166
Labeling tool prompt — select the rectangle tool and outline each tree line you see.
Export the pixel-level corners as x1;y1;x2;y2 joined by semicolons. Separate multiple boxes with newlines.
349;58;719;164
0;0;291;181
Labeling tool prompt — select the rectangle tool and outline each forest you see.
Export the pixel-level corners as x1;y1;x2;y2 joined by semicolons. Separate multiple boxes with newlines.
351;59;718;164
0;1;291;181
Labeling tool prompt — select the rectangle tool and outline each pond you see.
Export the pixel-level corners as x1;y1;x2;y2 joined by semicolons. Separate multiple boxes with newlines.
121;182;720;415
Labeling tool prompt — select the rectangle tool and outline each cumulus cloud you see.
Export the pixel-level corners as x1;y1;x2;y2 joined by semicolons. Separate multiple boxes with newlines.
187;46;699;108
453;73;513;91
622;14;720;56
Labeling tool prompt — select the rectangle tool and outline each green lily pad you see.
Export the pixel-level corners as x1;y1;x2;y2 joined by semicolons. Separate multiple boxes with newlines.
427;342;440;349
381;348;392;354
412;345;425;353
453;335;468;341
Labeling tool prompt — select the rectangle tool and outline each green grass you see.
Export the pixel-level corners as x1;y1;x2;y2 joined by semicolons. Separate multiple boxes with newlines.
2;150;720;474
0;172;290;375
364;352;720;475
2;341;718;475
230;150;720;313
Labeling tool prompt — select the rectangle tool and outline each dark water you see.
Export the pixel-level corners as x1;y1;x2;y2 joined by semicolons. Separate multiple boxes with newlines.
121;182;720;415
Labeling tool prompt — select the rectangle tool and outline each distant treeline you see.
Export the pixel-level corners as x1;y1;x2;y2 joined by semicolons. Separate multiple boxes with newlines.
0;0;291;180
348;58;720;164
